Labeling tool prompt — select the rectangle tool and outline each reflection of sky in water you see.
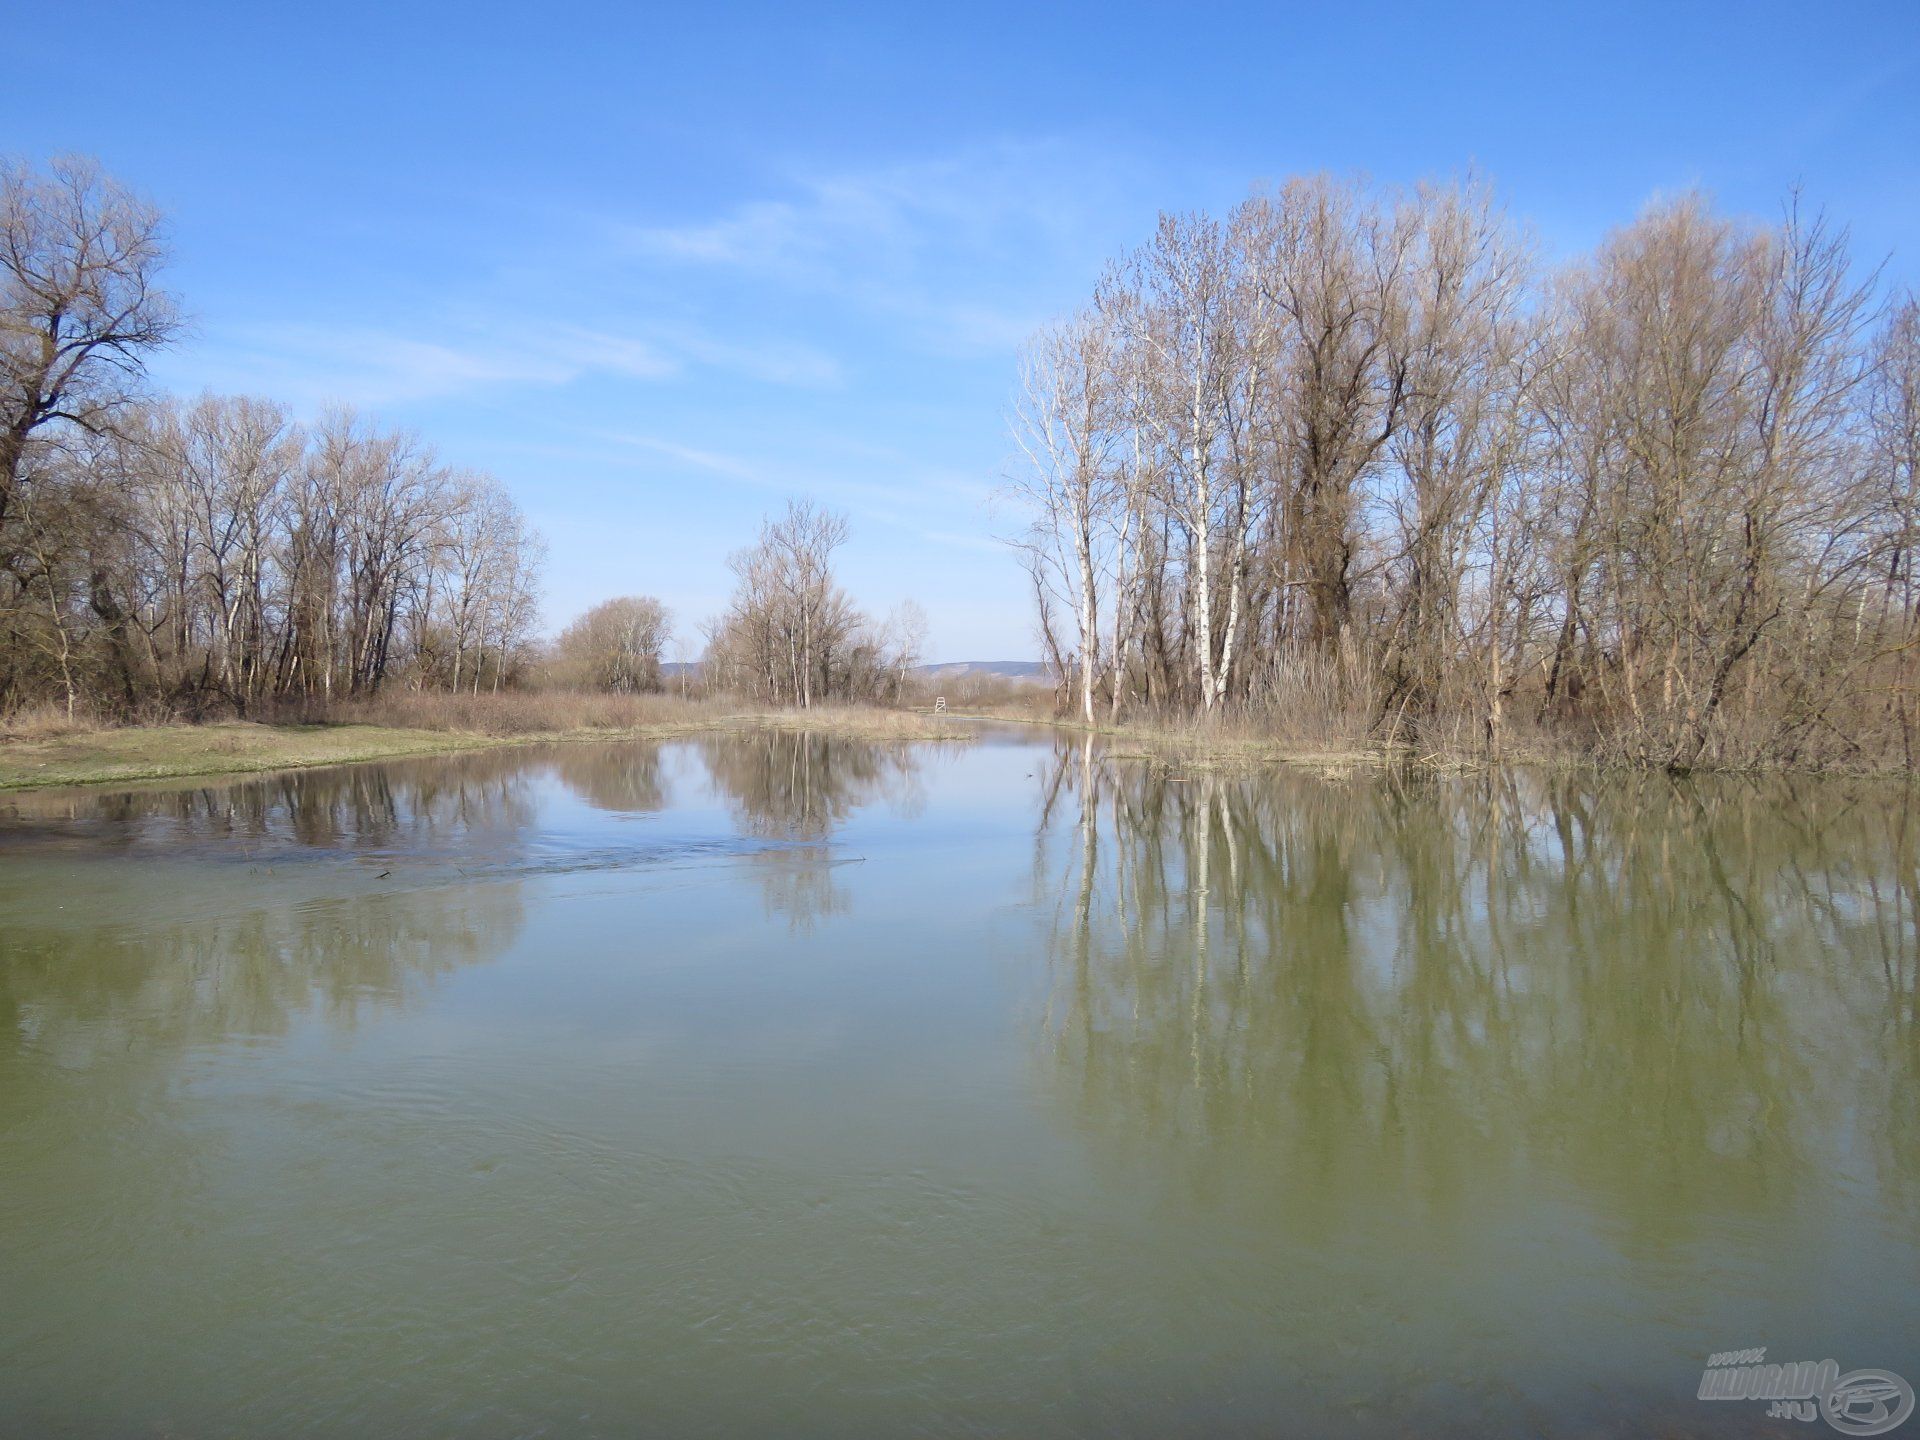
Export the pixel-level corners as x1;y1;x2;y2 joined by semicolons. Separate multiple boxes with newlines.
0;732;1915;1439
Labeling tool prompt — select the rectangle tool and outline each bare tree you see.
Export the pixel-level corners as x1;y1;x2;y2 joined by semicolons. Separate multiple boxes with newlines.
1011;310;1121;722
555;595;672;693
703;502;919;707
0;157;178;548
1007;173;1915;769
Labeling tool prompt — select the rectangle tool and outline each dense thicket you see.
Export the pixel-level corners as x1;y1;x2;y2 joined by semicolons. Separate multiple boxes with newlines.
2;158;930;722
1;158;544;716
702;501;924;706
1012;175;1920;769
551;595;672;693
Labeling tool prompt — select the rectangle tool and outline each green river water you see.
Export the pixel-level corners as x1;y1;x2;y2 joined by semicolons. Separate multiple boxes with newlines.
1;729;1915;1437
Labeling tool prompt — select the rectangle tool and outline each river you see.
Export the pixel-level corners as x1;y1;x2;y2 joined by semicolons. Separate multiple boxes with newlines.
2;729;1915;1437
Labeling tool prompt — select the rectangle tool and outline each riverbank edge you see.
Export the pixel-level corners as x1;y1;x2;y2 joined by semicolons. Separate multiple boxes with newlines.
6;709;1909;794
945;710;1501;774
946;710;1920;779
0;711;978;794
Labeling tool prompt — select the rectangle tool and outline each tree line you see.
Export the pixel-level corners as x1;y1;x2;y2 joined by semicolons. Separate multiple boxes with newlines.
701;499;925;707
1;158;544;716
1;156;919;719
1011;173;1920;769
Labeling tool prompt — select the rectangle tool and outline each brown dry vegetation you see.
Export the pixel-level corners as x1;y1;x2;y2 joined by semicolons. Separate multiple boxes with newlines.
299;689;727;736
298;691;972;741
0;690;974;792
1009;175;1920;774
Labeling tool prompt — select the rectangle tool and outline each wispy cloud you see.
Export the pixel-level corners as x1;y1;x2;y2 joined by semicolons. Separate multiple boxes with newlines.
165;137;1139;411
631;140;1122;271
583;430;1005;554
597;432;768;484
170;314;840;412
643;323;844;388
624;138;1144;355
166;325;597;409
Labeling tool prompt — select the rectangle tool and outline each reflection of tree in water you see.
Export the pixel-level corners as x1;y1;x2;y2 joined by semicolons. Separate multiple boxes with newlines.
698;731;925;838
1;882;524;1066
697;731;927;929
0;753;539;1092
551;744;668;813
1;746;542;861
1033;737;1920;1246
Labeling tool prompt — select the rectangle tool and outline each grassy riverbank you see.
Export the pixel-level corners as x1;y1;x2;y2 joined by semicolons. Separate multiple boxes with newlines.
8;690;1891;793
0;694;974;793
948;709;1417;778
941;694;1475;773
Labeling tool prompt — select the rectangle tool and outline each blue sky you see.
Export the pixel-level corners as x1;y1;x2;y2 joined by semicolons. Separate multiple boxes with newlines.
8;1;1917;659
